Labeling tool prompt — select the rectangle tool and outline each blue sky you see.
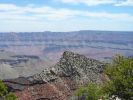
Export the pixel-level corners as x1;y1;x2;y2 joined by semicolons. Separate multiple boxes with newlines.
0;0;133;32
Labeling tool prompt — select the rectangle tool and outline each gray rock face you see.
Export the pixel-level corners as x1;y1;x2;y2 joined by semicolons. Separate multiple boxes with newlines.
31;51;104;85
4;51;105;90
4;51;106;100
54;51;104;84
31;68;57;83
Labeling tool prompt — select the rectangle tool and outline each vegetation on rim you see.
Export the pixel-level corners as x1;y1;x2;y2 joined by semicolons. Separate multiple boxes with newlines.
75;55;133;100
0;80;17;100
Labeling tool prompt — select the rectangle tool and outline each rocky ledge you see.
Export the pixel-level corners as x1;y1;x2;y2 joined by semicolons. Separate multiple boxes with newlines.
3;51;106;100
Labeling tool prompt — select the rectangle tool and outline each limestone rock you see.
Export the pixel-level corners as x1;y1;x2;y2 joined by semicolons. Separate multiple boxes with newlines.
54;51;104;84
4;51;105;100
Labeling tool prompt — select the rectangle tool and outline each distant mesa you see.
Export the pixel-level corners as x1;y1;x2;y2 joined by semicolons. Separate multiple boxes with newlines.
0;63;19;80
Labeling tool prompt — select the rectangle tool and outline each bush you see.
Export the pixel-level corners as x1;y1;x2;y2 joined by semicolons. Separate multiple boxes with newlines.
0;80;17;100
75;83;104;100
75;55;133;100
5;93;17;100
103;55;133;100
0;80;7;97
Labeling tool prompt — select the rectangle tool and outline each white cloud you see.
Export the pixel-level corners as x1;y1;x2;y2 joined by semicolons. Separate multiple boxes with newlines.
57;0;116;6
57;0;133;7
0;2;133;32
115;0;133;6
0;4;76;20
0;3;133;21
0;4;18;11
85;12;133;20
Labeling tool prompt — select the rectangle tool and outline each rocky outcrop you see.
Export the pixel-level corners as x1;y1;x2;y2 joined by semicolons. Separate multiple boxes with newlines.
54;51;104;84
4;51;105;100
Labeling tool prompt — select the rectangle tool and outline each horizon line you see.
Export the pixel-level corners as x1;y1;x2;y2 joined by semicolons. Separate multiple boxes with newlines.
0;29;133;33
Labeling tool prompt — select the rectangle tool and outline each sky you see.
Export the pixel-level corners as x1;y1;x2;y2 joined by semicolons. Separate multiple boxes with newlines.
0;0;133;32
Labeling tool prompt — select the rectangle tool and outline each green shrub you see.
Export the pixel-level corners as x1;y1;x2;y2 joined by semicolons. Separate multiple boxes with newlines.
0;80;17;100
103;55;133;100
75;55;133;100
5;92;17;100
0;80;7;97
75;83;104;100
